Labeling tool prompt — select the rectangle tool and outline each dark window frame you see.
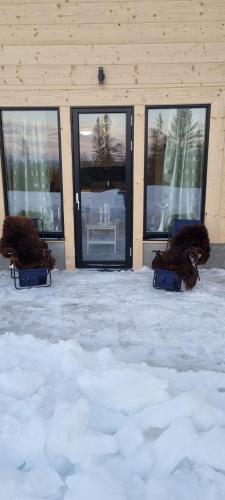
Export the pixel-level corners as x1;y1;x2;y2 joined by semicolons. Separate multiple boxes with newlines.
0;107;64;239
143;104;211;240
71;106;133;269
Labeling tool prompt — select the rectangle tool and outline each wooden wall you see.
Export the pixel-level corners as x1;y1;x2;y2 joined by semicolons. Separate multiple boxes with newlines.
0;0;225;268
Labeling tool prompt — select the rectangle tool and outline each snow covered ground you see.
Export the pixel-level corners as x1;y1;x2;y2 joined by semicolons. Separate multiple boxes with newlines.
0;267;225;371
1;267;225;499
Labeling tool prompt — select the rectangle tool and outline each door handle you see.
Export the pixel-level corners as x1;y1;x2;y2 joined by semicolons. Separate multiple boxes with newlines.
75;192;80;211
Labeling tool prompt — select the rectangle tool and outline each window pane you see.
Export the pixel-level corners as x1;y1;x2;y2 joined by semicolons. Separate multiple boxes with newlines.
2;110;62;234
79;112;127;262
145;107;207;235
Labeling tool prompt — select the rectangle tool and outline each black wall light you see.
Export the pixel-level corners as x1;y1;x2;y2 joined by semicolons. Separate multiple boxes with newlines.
98;66;105;84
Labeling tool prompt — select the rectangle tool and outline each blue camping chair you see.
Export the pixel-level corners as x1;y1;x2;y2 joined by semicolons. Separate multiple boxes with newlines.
11;266;52;290
10;217;52;290
153;219;201;292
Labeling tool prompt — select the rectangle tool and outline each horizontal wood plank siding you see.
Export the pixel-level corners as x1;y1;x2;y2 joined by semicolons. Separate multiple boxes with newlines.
1;22;225;45
0;2;225;24
2;63;225;87
0;87;221;106
2;43;225;66
0;0;224;4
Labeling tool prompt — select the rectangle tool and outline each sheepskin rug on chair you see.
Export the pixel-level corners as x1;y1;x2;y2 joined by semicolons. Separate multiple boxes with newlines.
152;223;211;290
0;216;55;270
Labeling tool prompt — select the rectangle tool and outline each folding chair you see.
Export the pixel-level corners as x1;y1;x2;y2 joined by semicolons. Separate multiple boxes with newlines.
10;217;52;290
153;219;201;292
11;266;52;290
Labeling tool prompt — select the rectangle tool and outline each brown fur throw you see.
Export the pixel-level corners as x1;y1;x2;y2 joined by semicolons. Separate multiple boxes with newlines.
152;223;210;290
0;216;55;270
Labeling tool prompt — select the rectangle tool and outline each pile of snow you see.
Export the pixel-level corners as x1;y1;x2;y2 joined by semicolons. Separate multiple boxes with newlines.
1;267;225;371
1;333;225;500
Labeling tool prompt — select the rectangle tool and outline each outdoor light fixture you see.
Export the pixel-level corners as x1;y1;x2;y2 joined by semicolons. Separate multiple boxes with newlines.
98;66;105;84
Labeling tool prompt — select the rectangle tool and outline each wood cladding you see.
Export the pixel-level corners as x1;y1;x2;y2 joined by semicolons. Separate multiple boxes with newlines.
0;2;225;25
1;22;225;46
0;1;225;91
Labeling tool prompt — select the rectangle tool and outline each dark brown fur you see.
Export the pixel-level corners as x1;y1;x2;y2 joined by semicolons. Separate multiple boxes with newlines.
152;223;210;290
0;216;55;270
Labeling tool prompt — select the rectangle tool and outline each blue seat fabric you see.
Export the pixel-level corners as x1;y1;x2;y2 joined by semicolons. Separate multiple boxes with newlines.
18;268;48;287
153;268;182;292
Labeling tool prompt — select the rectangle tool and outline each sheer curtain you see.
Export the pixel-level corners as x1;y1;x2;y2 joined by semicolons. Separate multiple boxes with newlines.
2;110;57;232
161;108;205;229
146;107;207;234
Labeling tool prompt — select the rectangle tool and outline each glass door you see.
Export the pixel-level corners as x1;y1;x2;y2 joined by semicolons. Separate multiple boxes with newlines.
72;108;133;268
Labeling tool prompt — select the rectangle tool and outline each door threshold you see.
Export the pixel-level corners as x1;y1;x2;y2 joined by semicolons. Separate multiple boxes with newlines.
78;266;131;272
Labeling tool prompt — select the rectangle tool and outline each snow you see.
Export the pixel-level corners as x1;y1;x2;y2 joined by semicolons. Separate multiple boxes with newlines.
134;392;204;430
152;418;197;475
65;466;126;500
115;421;144;457
0;267;225;371
146;465;225;500
0;267;225;498
189;426;225;471
78;368;169;413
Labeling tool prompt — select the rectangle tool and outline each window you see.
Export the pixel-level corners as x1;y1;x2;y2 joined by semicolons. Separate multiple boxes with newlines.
1;109;63;237
144;105;210;238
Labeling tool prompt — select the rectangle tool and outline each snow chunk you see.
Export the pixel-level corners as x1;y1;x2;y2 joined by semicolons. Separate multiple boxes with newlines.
124;443;154;479
89;404;127;434
0;324;225;498
194;463;225;499
61;341;91;376
15;415;46;466
23;464;63;497
192;403;225;431
124;474;147;500
135;392;204;431
0;368;44;399
146;466;222;500
190;426;225;471
105;448;154;486
152;419;197;474
0;469;22;500
0;415;46;469
0;465;63;500
78;368;169;413
65;466;126;500
115;421;144;457
46;400;117;464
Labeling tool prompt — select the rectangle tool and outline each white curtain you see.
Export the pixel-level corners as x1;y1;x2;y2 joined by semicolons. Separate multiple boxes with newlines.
2;110;59;232
158;108;205;230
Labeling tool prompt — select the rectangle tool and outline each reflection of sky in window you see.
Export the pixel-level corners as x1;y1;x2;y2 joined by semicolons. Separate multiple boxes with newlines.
148;108;206;138
2;110;59;162
79;113;126;159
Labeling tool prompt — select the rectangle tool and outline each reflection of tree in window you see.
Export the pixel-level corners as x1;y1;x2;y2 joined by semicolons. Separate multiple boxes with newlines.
92;114;124;167
146;107;206;233
7;137;52;193
5;154;14;191
148;113;167;185
163;108;204;189
80;114;126;193
2;110;62;233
